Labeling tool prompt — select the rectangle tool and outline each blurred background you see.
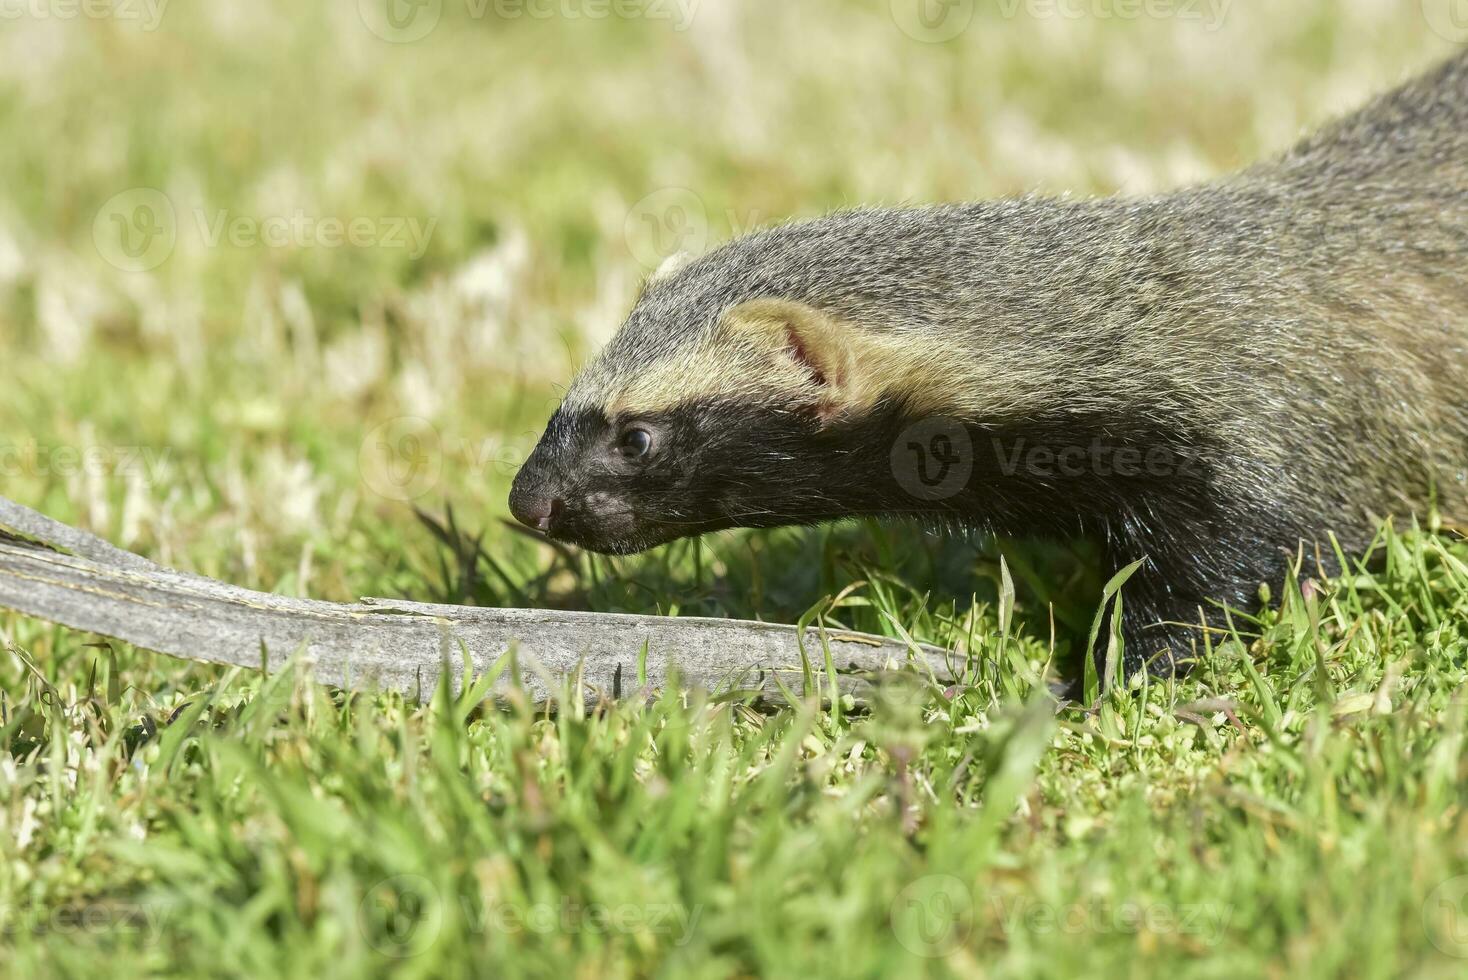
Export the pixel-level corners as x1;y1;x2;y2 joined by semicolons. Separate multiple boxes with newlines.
0;0;1459;633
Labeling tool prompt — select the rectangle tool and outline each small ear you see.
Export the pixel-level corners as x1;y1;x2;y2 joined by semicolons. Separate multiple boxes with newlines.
721;298;883;418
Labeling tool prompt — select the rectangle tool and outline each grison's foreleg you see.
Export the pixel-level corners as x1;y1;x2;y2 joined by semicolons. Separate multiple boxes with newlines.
1101;495;1309;678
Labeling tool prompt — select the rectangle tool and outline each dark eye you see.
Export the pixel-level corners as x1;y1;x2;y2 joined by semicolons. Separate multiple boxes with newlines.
616;427;654;459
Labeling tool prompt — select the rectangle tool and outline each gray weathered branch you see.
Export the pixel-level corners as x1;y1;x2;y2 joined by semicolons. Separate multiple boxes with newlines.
0;496;959;704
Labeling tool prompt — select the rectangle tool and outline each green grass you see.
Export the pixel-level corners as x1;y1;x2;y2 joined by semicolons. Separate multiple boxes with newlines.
3;2;1468;976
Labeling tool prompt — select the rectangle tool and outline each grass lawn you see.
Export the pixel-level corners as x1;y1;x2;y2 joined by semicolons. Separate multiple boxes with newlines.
3;2;1468;976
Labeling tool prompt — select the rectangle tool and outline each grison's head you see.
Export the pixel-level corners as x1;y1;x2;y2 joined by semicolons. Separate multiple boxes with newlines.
507;224;966;554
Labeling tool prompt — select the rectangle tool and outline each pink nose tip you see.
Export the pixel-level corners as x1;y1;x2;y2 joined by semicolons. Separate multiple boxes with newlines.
516;497;563;534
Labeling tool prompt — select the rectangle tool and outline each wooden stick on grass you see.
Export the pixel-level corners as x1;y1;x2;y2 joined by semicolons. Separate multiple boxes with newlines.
0;495;958;705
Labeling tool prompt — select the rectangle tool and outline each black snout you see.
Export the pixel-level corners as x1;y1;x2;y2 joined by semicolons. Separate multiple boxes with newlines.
509;466;566;535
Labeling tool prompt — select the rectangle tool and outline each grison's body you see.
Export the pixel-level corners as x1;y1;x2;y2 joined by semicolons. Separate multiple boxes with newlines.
511;52;1468;674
